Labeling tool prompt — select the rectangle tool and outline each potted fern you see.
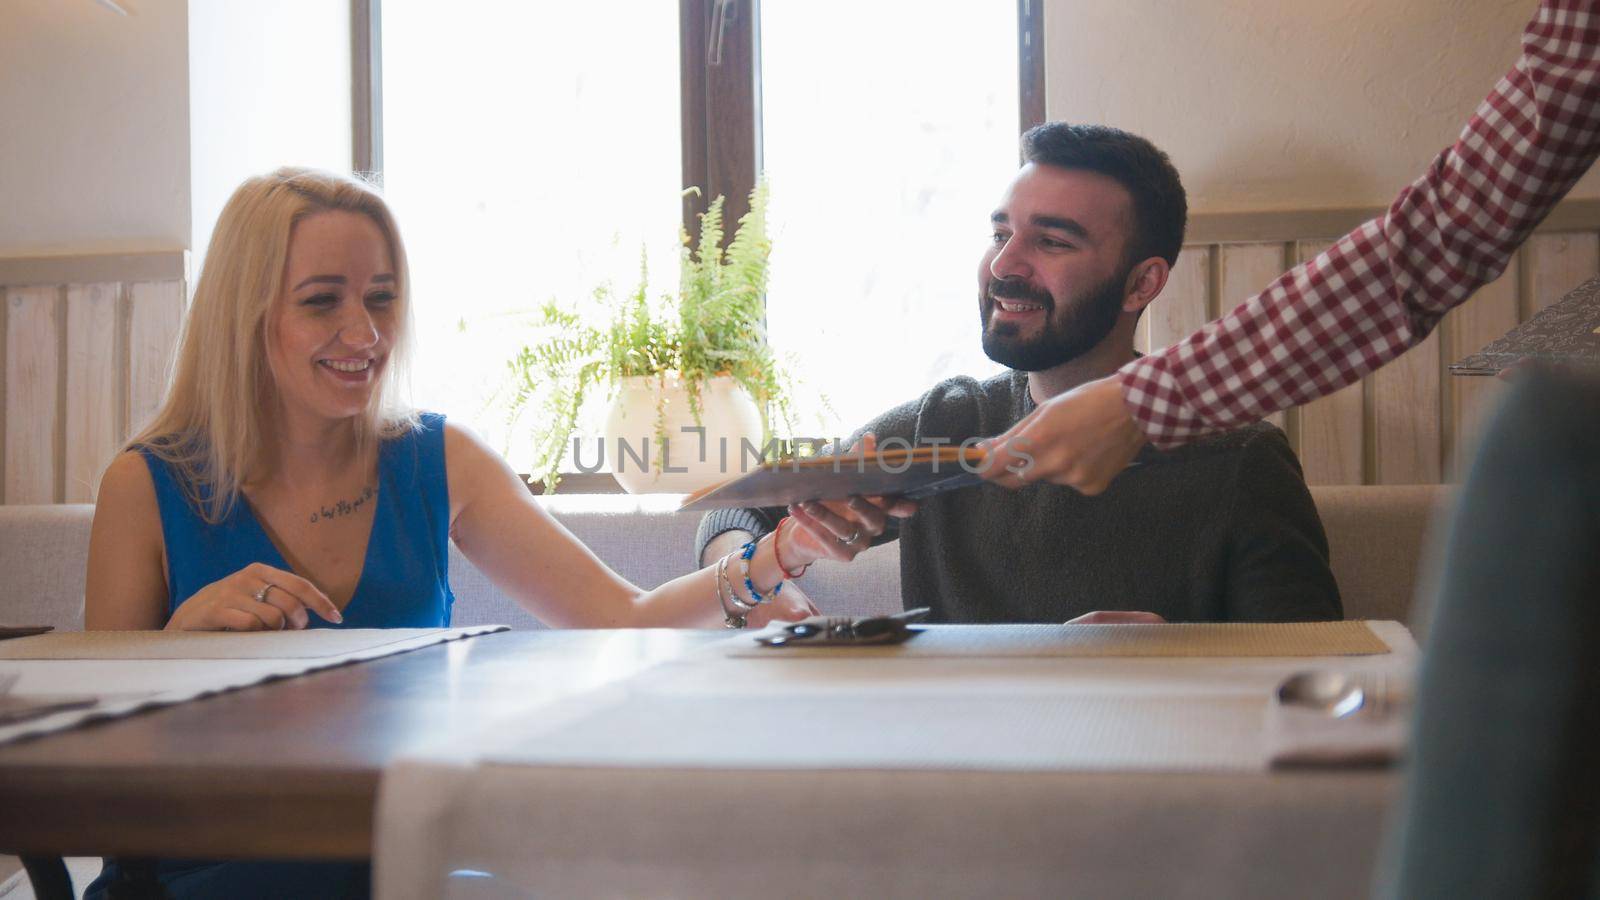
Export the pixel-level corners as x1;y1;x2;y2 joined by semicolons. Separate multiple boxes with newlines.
506;181;798;493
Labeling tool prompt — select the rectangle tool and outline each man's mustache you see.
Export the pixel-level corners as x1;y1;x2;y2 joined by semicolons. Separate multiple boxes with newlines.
987;278;1054;308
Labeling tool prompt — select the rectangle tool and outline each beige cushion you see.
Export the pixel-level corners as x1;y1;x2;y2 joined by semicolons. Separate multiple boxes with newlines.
0;504;92;630
1309;485;1451;625
0;486;1451;632
447;495;704;630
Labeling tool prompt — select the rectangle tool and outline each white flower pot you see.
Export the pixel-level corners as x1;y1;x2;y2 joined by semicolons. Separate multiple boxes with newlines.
601;374;765;494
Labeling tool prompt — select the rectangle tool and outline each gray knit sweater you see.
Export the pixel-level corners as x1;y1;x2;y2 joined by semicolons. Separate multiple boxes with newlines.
696;370;1341;624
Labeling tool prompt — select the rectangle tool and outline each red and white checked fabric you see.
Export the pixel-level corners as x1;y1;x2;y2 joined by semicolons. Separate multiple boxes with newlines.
1119;0;1600;449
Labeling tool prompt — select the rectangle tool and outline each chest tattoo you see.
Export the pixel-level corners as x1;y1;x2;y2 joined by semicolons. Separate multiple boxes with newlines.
309;485;377;524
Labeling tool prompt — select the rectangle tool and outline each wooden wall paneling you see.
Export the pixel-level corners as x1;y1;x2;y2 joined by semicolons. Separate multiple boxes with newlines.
1145;246;1211;353
1217;243;1292;437
1444;262;1519;479
1371;320;1441;484
1293;241;1366;485
1524;232;1600;314
65;283;122;502
127;281;185;438
1186;198;1600;247
0;253;184;288
4;286;63;504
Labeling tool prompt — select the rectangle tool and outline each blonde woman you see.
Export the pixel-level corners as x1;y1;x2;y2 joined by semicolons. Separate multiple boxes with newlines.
82;168;894;898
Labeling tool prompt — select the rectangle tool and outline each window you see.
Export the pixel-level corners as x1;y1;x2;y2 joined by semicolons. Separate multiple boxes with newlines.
376;1;683;470
365;0;1043;477
761;3;1024;436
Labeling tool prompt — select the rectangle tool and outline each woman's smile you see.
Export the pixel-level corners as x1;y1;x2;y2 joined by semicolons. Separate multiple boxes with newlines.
317;356;380;383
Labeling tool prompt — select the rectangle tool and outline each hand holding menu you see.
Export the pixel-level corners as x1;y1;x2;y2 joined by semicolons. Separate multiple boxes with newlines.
678;445;991;511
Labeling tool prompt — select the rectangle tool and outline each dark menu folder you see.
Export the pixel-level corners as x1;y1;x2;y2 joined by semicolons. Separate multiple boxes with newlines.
1451;276;1600;375
678;446;990;512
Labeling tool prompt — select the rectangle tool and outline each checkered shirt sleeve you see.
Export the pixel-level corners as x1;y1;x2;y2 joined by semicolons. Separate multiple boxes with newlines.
1118;0;1600;449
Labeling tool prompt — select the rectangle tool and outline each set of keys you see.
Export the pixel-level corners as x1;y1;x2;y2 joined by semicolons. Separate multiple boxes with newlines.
755;607;930;647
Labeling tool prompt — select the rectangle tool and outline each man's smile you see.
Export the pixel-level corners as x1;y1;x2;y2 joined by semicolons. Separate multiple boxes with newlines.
994;299;1046;313
987;280;1054;325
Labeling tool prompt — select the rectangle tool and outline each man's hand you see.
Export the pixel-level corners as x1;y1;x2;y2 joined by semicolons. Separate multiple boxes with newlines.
786;495;909;562
783;433;917;563
980;374;1147;494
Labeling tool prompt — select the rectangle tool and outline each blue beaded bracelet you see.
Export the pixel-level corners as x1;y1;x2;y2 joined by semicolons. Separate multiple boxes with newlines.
738;538;783;604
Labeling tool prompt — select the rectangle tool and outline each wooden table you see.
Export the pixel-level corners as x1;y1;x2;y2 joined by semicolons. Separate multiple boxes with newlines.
0;629;716;861
0;626;1407;899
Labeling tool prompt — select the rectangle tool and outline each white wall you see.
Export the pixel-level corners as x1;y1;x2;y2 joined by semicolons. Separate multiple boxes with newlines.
1044;0;1600;214
188;0;353;271
8;0;1586;252
0;0;351;262
0;0;190;256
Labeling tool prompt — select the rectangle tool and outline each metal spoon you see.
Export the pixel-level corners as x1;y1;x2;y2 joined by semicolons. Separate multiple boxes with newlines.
1277;671;1368;718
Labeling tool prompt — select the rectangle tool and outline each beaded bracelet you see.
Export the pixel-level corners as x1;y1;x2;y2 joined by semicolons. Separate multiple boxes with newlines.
772;517;809;579
720;553;754;612
738;537;784;605
715;555;747;629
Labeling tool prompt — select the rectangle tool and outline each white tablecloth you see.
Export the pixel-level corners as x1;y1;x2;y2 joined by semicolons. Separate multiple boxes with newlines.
375;621;1415;899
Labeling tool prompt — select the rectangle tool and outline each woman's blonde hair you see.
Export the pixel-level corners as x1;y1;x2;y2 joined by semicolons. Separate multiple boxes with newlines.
133;167;417;522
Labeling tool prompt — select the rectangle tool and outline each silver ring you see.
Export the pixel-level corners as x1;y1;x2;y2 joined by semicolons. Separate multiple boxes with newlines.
838;529;861;545
253;584;275;604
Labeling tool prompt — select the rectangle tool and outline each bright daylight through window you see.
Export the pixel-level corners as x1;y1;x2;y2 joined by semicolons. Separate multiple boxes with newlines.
381;1;1019;475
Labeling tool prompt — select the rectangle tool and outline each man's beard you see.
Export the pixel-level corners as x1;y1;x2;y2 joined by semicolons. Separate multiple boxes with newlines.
980;269;1127;371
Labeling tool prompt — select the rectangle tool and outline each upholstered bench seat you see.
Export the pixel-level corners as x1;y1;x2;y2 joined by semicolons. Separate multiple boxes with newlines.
1;486;1449;632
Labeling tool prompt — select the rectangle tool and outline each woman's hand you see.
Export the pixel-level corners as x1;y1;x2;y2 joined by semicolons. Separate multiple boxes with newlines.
165;562;344;631
742;583;821;628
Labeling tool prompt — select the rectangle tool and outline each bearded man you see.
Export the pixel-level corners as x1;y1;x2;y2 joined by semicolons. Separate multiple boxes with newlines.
696;123;1341;624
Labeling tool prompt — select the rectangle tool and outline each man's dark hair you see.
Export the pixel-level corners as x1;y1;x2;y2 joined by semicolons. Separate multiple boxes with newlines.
1020;123;1187;268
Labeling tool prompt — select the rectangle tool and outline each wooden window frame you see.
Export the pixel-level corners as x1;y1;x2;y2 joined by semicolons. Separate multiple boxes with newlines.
1019;0;1047;133
681;0;1047;236
352;0;1044;492
352;0;383;176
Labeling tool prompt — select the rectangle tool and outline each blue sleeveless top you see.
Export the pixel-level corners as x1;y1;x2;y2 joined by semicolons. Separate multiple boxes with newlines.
141;412;455;628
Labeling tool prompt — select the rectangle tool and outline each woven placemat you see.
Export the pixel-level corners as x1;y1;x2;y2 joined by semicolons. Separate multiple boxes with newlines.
0;626;508;746
0;627;468;660
729;621;1390;659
